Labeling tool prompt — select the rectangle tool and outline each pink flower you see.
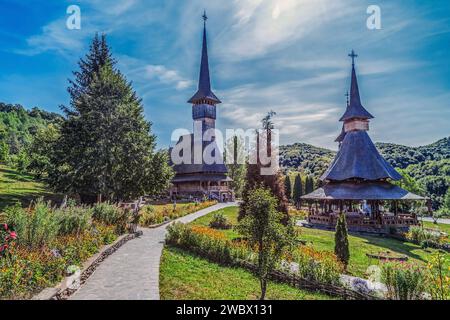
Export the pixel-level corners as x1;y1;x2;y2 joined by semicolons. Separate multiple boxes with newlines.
9;231;17;240
3;223;7;231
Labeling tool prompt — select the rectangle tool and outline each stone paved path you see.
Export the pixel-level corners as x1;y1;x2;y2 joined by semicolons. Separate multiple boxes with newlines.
70;202;237;300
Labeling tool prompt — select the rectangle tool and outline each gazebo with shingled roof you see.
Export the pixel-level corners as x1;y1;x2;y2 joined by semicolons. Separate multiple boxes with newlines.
301;51;428;234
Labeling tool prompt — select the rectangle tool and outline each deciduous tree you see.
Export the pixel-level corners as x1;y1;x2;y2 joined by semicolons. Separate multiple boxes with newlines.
237;187;295;300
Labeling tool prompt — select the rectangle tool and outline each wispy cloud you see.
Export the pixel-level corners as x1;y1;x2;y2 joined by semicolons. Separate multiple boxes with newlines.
145;65;193;90
3;0;449;149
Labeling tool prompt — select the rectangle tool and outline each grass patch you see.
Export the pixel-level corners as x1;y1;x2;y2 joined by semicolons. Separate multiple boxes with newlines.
160;246;334;300
0;165;59;211
422;221;450;235
189;206;240;239
189;206;449;278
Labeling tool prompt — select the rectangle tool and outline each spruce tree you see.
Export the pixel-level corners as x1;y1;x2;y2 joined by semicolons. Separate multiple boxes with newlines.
284;175;292;202
239;112;289;223
335;213;350;269
292;174;303;209
225;135;247;199
50;34;173;202
305;175;316;194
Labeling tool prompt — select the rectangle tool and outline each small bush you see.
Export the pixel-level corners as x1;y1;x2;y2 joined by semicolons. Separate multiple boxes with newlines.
92;203;129;234
209;212;232;230
55;205;92;236
4;200;59;249
381;261;427;300
407;226;441;245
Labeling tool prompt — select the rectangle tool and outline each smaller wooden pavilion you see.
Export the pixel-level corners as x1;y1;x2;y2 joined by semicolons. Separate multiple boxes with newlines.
301;51;427;234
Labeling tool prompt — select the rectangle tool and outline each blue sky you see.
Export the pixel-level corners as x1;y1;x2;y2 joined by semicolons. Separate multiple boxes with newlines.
0;0;449;150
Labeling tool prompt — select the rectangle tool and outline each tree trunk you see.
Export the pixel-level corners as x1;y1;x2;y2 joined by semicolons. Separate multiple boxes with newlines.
259;279;267;300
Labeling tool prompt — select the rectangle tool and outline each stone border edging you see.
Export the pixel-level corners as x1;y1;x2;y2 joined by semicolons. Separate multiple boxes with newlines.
31;231;143;300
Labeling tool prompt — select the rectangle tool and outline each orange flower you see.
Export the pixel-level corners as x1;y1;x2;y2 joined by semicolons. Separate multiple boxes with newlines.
190;225;227;240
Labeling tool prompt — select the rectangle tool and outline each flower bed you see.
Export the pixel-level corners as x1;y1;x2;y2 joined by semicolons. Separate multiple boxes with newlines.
165;223;366;299
0;200;132;299
139;201;217;227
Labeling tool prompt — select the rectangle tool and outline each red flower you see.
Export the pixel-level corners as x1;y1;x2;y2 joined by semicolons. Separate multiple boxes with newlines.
3;223;7;231
9;231;17;240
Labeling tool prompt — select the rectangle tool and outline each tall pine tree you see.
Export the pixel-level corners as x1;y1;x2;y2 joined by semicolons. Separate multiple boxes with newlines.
225;135;247;199
305;176;314;195
50;34;173;202
292;174;303;209
284;175;292;202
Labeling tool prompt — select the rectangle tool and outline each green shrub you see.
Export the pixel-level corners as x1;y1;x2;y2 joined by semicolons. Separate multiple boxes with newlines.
55;205;92;236
381;262;427;300
209;212;232;230
407;226;442;246
4;200;59;249
139;205;164;225
92;203;129;234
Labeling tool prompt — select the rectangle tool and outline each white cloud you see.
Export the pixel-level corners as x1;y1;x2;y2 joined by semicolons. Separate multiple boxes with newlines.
145;65;194;90
16;19;86;56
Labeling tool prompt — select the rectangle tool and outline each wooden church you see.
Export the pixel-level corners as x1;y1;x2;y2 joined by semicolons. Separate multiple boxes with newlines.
169;13;234;202
302;51;427;234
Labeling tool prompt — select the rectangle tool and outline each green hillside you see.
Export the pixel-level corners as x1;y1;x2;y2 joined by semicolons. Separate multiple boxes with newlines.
0;103;62;155
280;137;450;209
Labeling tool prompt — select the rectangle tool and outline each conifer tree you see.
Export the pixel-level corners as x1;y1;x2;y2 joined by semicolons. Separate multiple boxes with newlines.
50;34;173;202
335;213;350;269
305;176;314;195
239;111;289;223
292;174;303;209
225;135;247;198
284;175;292;201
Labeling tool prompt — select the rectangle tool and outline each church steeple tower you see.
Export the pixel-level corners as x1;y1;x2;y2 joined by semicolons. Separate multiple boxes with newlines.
188;12;221;133
188;11;221;105
339;50;374;133
321;51;402;182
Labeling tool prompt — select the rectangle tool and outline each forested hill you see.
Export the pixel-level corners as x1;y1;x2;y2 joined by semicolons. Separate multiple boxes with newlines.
280;137;450;209
280;137;450;176
279;143;335;176
0;103;63;154
376;137;450;169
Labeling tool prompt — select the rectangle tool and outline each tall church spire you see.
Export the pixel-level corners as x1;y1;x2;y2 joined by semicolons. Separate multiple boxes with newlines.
339;50;373;121
188;11;221;105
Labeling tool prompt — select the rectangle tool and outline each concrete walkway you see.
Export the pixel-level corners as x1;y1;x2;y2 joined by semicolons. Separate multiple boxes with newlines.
420;217;450;225
70;202;237;300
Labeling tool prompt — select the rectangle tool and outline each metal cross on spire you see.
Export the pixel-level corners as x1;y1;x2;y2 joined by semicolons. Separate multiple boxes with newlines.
202;10;208;25
348;49;358;66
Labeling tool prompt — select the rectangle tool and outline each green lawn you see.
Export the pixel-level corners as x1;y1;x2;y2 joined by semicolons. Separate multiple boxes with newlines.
160;246;334;300
0;165;58;211
189;206;241;239
189;206;450;278
422;221;450;235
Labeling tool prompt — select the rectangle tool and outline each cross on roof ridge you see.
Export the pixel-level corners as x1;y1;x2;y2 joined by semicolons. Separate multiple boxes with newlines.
348;50;358;66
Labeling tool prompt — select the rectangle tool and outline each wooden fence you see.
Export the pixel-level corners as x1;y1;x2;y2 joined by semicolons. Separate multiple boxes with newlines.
237;260;380;300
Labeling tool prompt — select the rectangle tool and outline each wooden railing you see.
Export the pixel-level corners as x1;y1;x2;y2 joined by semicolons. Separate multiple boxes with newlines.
308;213;417;227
